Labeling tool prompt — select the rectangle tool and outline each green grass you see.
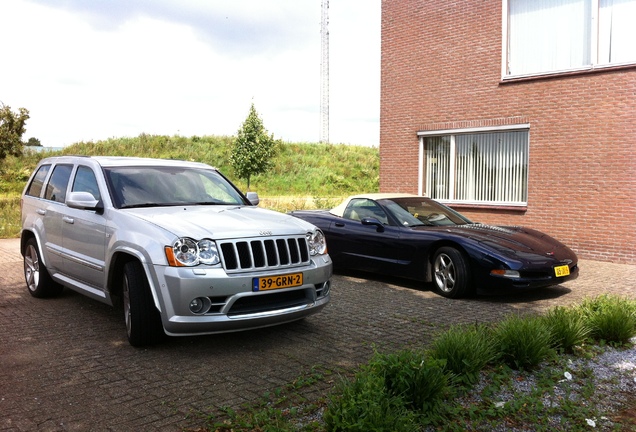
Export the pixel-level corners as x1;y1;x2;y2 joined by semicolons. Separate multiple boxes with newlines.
0;134;379;238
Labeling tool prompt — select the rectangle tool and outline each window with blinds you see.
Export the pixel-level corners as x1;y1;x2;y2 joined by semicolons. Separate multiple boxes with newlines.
505;0;636;77
423;130;528;206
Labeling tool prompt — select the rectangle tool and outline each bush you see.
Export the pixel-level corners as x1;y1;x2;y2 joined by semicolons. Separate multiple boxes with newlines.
324;371;417;432
578;295;636;345
429;324;497;385
543;306;590;353
367;349;453;414
494;314;555;370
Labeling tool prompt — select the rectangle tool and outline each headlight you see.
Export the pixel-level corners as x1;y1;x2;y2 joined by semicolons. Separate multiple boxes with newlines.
306;229;327;256
165;238;220;267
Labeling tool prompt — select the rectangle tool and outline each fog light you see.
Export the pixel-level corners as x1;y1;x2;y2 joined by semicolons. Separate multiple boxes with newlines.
189;297;211;314
323;280;331;296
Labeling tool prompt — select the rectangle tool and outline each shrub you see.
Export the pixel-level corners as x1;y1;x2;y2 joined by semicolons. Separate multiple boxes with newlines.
543;306;590;353
323;371;416;432
578;295;636;346
429;324;497;385
494;314;555;370
367;349;453;414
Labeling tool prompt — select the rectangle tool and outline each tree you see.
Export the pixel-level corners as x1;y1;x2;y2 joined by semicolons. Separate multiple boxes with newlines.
230;103;279;190
27;137;42;147
0;102;30;164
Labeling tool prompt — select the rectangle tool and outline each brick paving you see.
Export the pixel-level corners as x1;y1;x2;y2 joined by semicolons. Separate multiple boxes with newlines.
1;237;635;431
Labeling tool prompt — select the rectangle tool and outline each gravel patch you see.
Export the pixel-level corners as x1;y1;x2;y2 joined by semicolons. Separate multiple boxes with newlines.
451;339;636;431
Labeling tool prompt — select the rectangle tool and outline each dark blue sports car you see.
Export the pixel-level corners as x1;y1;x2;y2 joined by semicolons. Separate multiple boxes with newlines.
290;194;578;298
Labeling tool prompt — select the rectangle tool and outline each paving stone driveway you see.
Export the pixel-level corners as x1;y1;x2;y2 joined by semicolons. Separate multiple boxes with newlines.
1;237;634;431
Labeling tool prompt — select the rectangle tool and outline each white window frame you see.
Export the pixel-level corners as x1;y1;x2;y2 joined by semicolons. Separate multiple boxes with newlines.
418;125;530;207
501;0;636;79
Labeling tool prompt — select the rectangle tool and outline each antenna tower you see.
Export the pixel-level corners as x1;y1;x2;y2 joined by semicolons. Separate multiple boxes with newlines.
319;0;329;144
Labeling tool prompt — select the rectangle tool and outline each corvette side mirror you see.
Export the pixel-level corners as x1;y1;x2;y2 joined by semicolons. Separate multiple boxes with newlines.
361;217;385;233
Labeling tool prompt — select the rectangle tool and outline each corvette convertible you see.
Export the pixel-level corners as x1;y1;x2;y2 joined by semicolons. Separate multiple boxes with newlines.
290;194;578;298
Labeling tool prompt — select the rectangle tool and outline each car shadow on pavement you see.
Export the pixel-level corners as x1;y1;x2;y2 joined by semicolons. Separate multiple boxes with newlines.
334;268;572;304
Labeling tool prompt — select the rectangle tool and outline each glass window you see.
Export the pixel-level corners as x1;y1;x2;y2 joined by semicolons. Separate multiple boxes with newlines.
103;166;246;209
343;199;389;224
506;0;636;76
423;130;528;206
44;164;73;203
25;164;51;197
72;166;101;201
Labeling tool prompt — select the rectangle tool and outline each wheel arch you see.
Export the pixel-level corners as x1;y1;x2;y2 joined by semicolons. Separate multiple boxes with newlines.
106;250;163;313
424;240;473;282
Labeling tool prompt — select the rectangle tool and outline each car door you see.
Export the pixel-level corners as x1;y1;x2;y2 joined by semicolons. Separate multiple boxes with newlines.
328;199;409;273
41;163;74;273
61;165;107;292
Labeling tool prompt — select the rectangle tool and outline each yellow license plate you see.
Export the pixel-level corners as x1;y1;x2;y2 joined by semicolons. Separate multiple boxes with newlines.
554;265;570;277
253;273;303;291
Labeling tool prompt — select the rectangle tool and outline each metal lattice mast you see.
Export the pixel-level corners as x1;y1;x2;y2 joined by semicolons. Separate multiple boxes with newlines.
319;0;329;144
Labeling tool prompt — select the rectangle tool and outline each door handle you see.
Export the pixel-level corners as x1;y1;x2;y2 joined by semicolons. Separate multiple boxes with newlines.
62;216;74;224
36;209;46;215
335;222;345;227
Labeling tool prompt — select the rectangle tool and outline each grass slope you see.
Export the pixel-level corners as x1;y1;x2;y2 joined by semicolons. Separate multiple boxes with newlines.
0;134;379;237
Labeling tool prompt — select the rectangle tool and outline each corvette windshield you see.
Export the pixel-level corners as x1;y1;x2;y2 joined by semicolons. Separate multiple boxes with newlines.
104;166;247;209
381;198;472;227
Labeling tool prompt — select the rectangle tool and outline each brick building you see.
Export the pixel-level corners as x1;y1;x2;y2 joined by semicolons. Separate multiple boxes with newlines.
380;0;636;264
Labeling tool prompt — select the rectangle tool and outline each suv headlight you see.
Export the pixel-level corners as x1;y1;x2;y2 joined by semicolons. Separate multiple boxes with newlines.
165;238;220;266
307;229;327;256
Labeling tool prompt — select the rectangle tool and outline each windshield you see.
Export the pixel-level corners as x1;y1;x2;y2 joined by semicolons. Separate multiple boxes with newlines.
104;166;247;209
380;197;472;227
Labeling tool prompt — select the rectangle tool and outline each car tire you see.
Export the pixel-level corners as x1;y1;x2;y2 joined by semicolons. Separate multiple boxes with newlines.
122;260;164;347
432;247;472;299
23;238;63;298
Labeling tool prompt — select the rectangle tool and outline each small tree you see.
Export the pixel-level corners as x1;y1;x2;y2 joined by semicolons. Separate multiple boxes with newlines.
27;137;42;147
230;103;278;190
0;103;30;164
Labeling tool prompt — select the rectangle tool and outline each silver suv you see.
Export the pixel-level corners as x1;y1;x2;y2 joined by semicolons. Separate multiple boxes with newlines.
20;156;332;346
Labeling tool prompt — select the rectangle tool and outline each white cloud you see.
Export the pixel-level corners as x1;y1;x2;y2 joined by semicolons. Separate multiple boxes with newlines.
0;0;380;147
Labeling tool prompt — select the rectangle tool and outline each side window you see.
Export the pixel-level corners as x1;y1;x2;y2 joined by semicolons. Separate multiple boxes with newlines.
25;164;51;197
343;199;389;224
72;166;101;201
44;164;73;203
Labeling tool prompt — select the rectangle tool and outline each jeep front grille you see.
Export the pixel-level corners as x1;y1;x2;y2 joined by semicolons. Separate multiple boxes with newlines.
219;236;310;273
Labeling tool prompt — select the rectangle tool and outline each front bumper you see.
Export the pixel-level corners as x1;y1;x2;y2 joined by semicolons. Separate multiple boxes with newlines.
150;255;333;336
476;263;579;294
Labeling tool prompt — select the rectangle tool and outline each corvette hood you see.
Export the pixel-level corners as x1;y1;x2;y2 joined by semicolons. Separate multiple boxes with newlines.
416;224;575;262
123;205;315;239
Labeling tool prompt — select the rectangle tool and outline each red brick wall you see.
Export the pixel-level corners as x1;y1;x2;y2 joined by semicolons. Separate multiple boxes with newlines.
380;0;636;264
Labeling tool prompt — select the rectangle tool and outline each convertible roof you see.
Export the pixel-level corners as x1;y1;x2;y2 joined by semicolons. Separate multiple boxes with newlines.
329;193;422;217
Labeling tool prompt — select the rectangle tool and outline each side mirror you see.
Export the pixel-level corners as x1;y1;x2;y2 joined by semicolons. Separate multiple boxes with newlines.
66;191;102;211
361;217;385;233
246;191;260;206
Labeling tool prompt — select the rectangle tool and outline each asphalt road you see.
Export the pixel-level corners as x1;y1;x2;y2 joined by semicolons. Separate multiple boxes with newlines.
1;237;635;431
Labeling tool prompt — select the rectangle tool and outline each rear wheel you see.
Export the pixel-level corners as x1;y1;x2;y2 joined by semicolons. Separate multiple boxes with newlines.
432;247;471;299
23;238;63;298
122;261;164;347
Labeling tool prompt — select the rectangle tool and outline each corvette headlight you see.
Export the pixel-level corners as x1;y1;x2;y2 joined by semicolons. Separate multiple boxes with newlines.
307;229;327;256
165;238;220;267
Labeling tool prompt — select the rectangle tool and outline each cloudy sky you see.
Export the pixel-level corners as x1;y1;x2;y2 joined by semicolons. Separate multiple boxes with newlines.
0;0;380;148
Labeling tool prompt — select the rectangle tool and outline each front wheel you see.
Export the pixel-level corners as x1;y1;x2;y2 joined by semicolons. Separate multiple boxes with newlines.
23;238;63;298
122;261;164;347
432;247;472;299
